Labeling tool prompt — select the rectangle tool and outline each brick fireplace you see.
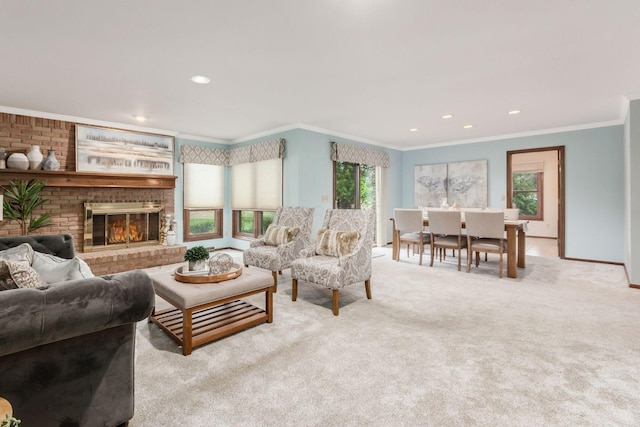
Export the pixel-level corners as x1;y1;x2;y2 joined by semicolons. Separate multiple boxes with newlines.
0;113;186;274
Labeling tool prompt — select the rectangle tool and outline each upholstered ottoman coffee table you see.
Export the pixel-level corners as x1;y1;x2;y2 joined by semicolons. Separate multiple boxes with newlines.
148;268;274;355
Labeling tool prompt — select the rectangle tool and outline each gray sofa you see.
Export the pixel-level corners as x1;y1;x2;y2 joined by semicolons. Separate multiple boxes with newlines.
0;234;155;427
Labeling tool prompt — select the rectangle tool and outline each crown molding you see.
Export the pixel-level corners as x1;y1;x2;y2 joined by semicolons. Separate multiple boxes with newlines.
175;133;230;144
0;105;178;136
2;105;627;152
231;122;398;150
230;124;301;144
295;124;400;150
624;92;640;101
401;119;625;151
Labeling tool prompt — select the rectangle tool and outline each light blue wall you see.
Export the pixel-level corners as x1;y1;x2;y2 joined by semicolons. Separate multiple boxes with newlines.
401;125;625;262
177;130;404;249
177;124;626;263
627;101;640;283
225;128;403;249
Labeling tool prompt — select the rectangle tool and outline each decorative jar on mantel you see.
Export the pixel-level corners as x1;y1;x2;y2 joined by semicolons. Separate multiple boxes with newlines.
6;153;29;170
42;149;60;171
27;145;43;170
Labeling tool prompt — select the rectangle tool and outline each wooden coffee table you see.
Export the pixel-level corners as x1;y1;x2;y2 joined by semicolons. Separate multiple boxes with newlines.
148;267;274;355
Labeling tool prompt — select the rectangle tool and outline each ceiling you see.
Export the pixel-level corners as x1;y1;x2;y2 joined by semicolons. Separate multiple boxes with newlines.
2;1;640;150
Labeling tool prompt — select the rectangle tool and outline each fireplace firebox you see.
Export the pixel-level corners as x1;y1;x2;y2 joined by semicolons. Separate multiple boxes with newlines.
84;202;164;252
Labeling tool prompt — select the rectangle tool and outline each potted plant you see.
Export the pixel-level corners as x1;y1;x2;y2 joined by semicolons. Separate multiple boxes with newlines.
1;414;20;427
184;245;210;271
1;179;51;235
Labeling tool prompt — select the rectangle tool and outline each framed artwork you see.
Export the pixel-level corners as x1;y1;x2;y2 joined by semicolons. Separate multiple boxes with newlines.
414;163;447;207
447;159;487;208
75;125;174;176
414;159;487;208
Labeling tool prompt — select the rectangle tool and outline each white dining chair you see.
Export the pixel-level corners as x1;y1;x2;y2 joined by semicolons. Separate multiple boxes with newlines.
428;210;467;271
394;208;430;265
465;211;507;277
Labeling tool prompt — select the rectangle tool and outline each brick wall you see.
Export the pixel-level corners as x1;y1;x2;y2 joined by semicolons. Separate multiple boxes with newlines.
0;113;75;170
0;112;180;272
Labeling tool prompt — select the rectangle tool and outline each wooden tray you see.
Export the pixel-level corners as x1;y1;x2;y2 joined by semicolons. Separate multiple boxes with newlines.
174;264;242;284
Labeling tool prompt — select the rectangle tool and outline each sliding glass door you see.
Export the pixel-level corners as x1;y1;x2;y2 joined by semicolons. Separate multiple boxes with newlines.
334;161;377;242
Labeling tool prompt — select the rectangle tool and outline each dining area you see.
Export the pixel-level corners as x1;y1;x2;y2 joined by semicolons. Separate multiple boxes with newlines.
391;207;528;279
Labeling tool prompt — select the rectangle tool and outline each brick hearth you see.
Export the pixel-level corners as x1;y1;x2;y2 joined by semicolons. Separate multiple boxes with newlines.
79;244;187;276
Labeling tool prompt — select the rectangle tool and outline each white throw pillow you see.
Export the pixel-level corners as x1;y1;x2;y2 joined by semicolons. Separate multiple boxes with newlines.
31;252;95;284
0;243;35;265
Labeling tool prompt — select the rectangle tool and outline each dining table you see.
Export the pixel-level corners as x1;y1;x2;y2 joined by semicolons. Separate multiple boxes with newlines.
390;216;528;278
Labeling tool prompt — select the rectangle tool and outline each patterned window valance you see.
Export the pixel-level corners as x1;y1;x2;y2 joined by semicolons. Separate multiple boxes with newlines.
251;138;286;162
180;138;286;166
229;138;286;165
179;145;228;166
228;145;252;166
330;142;390;168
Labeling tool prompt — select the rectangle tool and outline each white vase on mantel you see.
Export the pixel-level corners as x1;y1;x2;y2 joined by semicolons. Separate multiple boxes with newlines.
27;145;43;170
6;153;29;170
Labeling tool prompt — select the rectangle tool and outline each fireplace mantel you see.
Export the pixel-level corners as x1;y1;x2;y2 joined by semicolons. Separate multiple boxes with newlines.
0;170;176;188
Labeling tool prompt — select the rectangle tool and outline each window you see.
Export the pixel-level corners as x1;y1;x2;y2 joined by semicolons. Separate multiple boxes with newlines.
334;161;377;242
233;210;276;238
334;161;376;210
511;171;543;220
232;158;282;238
183;163;224;241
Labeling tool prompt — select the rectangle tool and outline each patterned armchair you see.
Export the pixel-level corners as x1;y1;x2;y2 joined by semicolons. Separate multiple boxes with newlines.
243;206;314;292
291;209;374;316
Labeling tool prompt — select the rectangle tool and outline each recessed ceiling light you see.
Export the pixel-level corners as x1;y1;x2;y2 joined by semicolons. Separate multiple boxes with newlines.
409;128;419;132
191;75;211;84
442;114;454;119
463;124;473;129
133;115;146;122
508;109;521;115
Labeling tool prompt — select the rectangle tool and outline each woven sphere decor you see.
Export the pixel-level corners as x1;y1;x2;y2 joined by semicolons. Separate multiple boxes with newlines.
208;253;234;275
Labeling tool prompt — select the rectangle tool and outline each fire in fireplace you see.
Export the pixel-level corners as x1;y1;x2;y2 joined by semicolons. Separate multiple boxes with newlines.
84;202;164;251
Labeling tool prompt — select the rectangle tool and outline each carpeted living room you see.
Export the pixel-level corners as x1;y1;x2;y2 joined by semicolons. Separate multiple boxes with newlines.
132;247;639;426
2;2;640;427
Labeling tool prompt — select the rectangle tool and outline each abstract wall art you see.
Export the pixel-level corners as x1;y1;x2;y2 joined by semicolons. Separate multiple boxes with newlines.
76;125;174;176
414;159;487;208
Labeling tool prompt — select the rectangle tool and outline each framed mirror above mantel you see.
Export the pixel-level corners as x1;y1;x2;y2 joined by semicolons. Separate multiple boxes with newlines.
0;169;177;188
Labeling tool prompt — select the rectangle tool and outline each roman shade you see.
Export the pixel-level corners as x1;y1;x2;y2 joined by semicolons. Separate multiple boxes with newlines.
230;138;286;210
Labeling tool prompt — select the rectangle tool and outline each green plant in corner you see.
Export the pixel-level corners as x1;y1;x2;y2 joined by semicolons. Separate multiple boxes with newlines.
1;179;52;236
184;245;210;262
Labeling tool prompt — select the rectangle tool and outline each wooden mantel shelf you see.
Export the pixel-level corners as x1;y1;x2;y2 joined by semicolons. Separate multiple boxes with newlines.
0;169;177;189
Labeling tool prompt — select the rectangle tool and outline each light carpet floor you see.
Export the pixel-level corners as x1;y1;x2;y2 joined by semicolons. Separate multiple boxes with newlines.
131;248;640;426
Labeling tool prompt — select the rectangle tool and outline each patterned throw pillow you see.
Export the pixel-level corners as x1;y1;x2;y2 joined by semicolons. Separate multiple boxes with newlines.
0;261;18;291
264;225;300;246
0;260;47;290
315;228;360;257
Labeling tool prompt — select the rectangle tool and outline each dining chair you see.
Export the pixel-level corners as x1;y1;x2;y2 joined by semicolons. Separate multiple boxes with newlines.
427;210;467;271
504;208;520;220
393;208;430;265
464;211;507;277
